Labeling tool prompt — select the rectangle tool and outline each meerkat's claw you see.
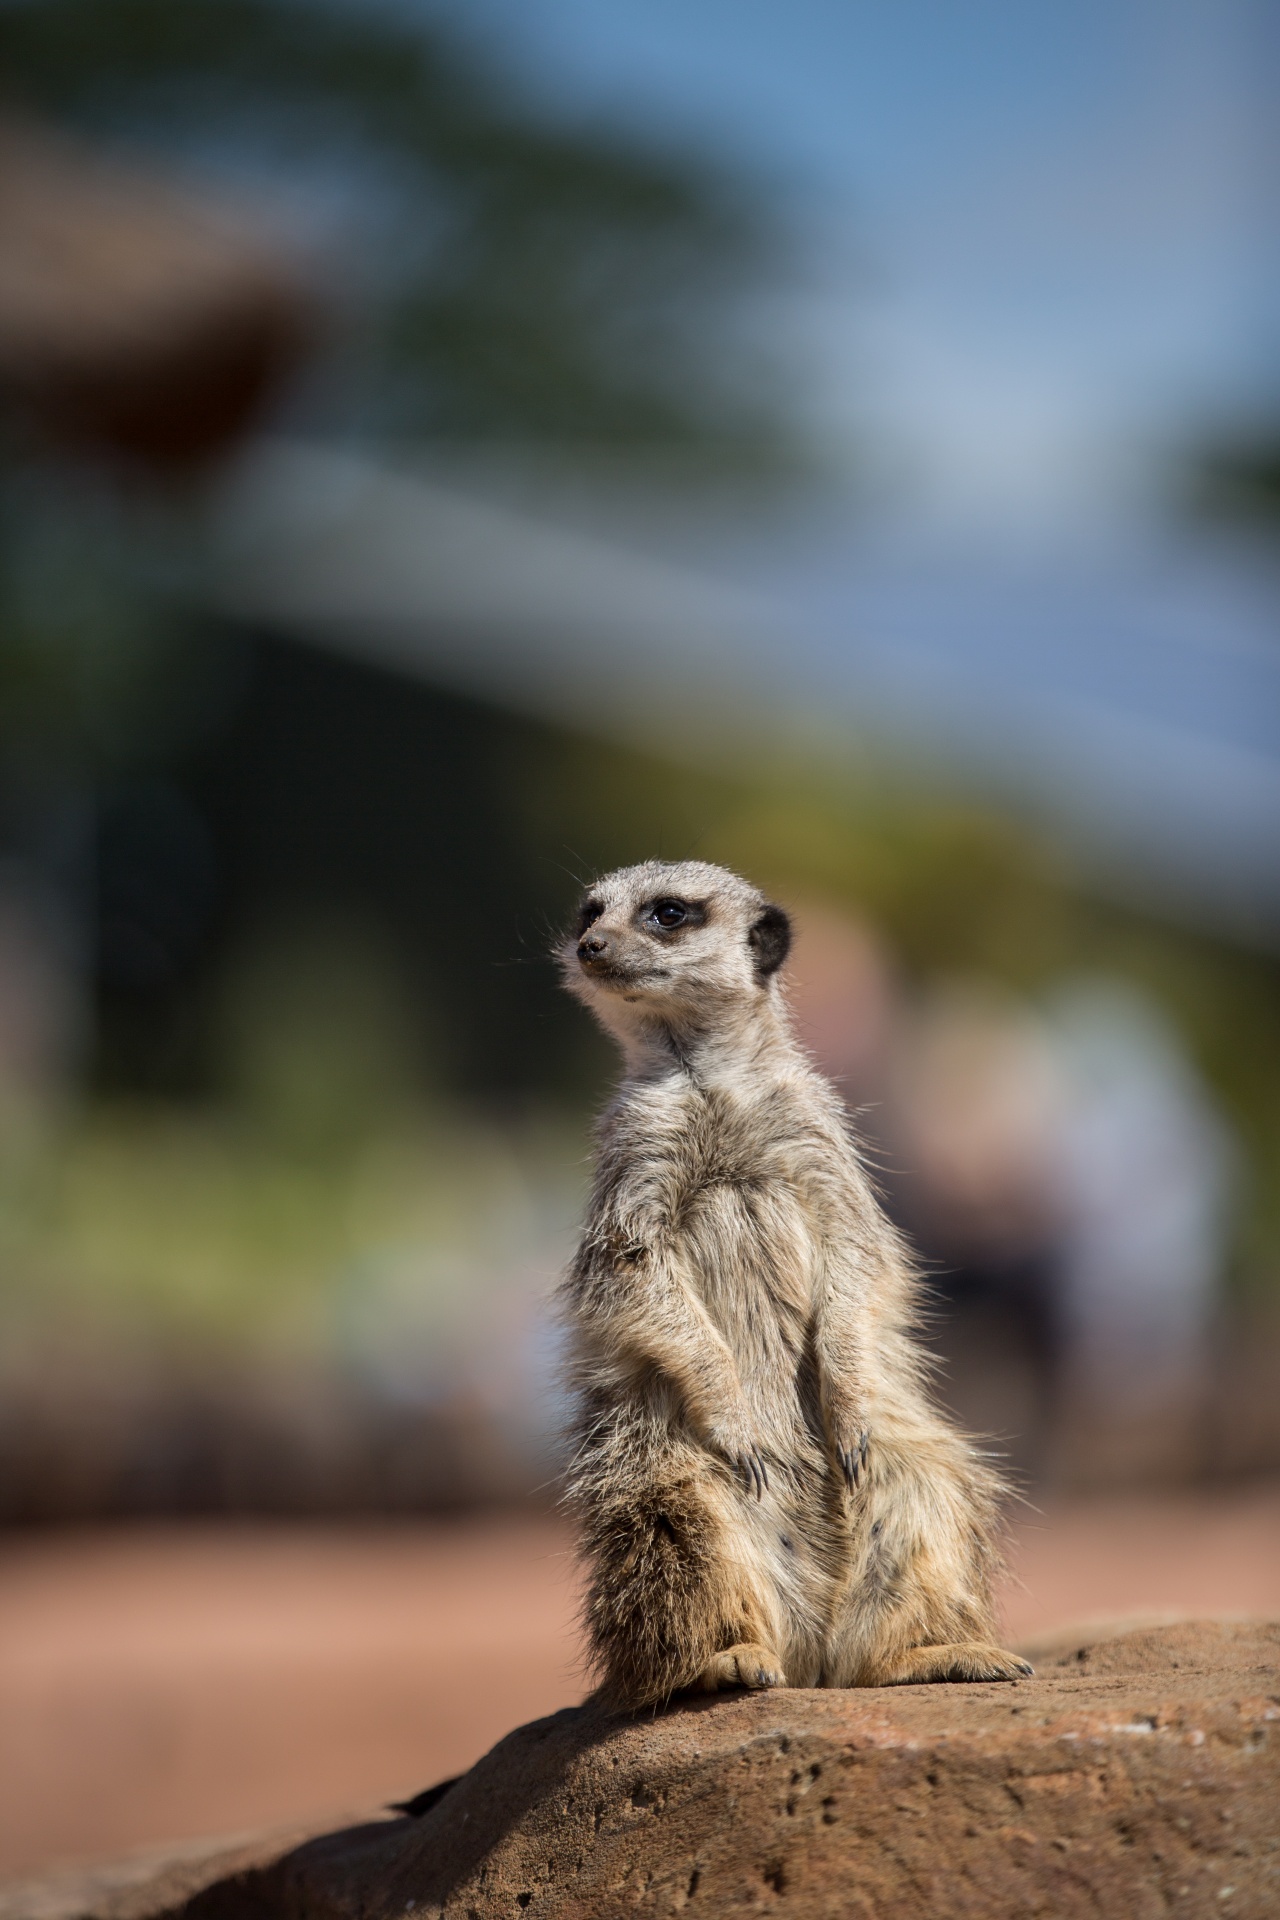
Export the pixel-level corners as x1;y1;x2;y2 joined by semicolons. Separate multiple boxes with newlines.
869;1641;1035;1686
697;1642;785;1692
736;1449;768;1498
836;1433;871;1491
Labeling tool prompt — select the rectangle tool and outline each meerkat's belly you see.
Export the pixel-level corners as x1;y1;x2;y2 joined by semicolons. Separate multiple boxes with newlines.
682;1178;824;1447
677;1179;841;1671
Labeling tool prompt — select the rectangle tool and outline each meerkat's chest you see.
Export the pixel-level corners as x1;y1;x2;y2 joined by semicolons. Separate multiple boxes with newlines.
679;1170;820;1336
609;1084;838;1339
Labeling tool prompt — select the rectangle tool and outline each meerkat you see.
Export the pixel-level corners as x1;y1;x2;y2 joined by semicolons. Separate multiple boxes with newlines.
558;859;1031;1711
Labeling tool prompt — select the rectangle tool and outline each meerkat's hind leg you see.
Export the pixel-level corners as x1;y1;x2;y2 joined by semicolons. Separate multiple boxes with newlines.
696;1642;786;1692
868;1641;1033;1686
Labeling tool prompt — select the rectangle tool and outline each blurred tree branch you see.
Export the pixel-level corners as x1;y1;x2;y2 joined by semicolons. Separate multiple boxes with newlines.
0;0;796;464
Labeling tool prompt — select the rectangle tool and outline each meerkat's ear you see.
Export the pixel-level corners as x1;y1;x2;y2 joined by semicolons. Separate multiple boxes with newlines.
749;902;791;979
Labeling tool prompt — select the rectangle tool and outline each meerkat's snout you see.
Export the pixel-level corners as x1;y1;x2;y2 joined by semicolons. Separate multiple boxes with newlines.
574;913;638;984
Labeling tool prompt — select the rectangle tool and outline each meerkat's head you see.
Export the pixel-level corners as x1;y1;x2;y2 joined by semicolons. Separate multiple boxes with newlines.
560;859;791;1054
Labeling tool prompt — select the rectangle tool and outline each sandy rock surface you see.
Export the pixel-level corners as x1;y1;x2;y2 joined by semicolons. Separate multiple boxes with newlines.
9;1619;1279;1920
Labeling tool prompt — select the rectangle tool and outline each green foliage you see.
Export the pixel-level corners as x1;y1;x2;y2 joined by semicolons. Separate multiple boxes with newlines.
0;0;790;458
0;1099;582;1351
215;916;429;1158
0;477;161;762
0;0;795;791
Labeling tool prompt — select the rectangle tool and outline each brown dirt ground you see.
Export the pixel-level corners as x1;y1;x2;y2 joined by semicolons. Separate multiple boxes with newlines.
2;1484;1278;1881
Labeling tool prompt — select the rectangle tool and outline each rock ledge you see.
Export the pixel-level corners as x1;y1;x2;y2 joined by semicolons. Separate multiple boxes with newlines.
11;1619;1279;1920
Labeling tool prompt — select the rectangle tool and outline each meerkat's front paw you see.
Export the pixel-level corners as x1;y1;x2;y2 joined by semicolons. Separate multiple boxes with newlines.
708;1419;773;1499
696;1642;785;1692
834;1427;871;1491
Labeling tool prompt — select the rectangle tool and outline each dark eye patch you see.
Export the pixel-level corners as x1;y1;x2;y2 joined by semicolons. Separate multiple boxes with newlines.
642;897;706;934
576;898;603;936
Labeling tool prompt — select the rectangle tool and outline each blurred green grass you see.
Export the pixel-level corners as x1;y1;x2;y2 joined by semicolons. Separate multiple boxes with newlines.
2;730;1276;1379
0;1101;583;1360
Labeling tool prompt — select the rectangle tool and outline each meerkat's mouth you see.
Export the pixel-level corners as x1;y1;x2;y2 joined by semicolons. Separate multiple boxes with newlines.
577;957;671;991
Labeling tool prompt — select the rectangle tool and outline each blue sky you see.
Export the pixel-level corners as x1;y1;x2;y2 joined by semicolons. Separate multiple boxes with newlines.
421;0;1278;526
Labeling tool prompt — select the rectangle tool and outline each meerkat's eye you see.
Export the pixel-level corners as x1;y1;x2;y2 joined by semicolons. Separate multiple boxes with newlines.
577;899;603;935
646;899;689;932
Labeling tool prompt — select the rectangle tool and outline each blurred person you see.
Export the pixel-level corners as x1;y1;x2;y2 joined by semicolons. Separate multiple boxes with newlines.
784;900;897;1107
880;973;1235;1482
776;917;1069;1472
888;982;1066;1276
884;981;1067;1472
1045;980;1236;1479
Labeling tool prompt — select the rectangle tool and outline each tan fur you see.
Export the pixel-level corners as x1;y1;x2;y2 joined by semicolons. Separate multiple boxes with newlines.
559;860;1031;1710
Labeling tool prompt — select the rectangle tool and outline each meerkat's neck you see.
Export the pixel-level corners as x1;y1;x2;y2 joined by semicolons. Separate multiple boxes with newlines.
613;995;802;1091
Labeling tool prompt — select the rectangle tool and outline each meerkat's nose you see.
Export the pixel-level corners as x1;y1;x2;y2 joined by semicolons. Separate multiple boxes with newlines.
578;932;609;962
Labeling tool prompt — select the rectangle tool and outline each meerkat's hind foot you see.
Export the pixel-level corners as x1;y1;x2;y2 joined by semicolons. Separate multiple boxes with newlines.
696;1642;786;1693
870;1641;1033;1686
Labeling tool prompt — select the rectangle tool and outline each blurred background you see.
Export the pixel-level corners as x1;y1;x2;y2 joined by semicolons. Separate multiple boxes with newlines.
1;0;1279;1888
